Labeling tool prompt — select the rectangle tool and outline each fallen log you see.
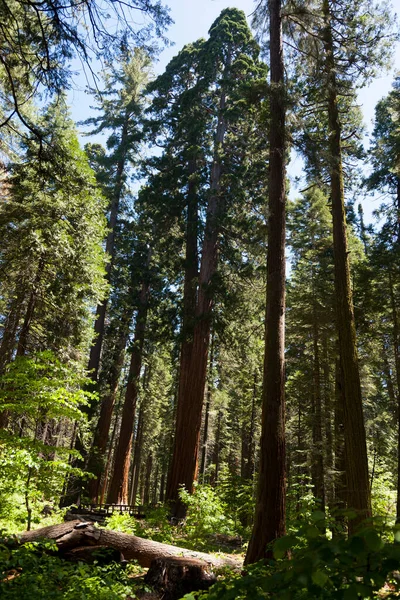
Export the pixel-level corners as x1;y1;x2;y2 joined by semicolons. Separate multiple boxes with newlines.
145;556;217;600
19;520;241;569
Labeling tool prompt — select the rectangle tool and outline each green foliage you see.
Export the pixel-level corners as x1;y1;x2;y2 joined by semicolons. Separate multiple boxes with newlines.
179;485;236;547
0;540;139;599
0;351;93;530
191;520;400;599
104;512;138;535
0;96;107;364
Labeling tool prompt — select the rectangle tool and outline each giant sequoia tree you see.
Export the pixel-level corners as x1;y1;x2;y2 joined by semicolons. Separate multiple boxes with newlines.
155;9;266;516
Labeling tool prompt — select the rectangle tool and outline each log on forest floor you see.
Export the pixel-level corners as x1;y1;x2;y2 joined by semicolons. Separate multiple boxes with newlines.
19;520;242;570
145;556;217;600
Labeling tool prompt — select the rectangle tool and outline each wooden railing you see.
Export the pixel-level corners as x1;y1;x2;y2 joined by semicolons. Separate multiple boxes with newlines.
69;503;147;519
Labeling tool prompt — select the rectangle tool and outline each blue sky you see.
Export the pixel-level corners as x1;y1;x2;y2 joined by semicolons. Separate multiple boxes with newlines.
68;0;400;221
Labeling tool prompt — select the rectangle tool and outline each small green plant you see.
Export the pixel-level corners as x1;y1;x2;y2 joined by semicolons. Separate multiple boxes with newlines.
104;512;138;534
139;505;175;544
0;540;138;599
189;515;400;599
179;484;236;548
0;351;95;532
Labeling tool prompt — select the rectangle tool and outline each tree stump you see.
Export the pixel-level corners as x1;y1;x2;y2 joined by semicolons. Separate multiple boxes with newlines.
145;556;217;600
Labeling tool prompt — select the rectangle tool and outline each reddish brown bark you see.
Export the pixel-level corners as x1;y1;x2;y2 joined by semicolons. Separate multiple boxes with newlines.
166;88;228;516
200;334;214;481
87;325;130;502
323;0;371;528
129;400;144;505
107;280;149;504
388;269;400;523
245;0;286;563
311;297;325;510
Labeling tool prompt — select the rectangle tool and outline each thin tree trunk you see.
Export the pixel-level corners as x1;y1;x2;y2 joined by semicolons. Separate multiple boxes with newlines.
245;0;286;564
130;400;144;506
323;333;334;506
88;118;130;383
214;409;222;486
323;0;371;529
333;354;347;531
200;333;214;481
241;373;257;480
311;298;325;511
87;323;130;502
143;452;153;506
99;396;123;505
388;269;400;523
107;278;149;504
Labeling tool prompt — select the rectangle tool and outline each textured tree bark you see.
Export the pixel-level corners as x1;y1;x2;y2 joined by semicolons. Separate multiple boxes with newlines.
323;334;334;506
87;325;130;502
245;0;286;564
323;0;371;529
107;279;149;504
388;269;400;523
129;400;144;506
166;85;228;517
19;521;240;568
200;334;214;481
145;556;217;600
241;373;257;480
311;297;325;511
143;452;153;505
333;354;347;531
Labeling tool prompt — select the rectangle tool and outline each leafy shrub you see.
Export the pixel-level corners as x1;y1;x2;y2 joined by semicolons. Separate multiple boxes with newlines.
0;540;139;599
185;515;400;599
179;484;236;547
104;512;138;534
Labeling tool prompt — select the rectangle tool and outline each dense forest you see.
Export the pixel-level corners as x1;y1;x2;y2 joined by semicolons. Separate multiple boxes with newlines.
1;0;400;598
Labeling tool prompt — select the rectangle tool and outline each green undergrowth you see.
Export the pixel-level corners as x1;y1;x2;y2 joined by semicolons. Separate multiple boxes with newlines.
0;539;147;599
104;484;248;554
183;514;400;599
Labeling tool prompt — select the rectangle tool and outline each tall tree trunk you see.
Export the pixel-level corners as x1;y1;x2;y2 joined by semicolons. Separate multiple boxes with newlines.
323;333;334;507
200;333;214;481
323;0;371;529
130;400;144;506
245;0;286;563
166;82;229;517
333;354;347;532
388;269;400;522
107;279;149;504
143;452;153;506
311;298;325;510
212;409;222;486
99;395;123;504
87;323;130;502
241;373;257;480
88;117;129;383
